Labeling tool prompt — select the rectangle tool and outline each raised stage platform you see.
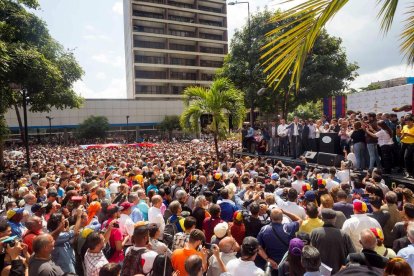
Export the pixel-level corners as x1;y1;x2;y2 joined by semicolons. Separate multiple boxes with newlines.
233;151;414;189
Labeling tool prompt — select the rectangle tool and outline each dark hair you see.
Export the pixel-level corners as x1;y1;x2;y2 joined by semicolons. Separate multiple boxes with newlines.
152;254;174;276
0;221;10;233
184;216;197;230
47;213;63;232
369;196;383;209
209;204;221;217
288;253;306;276
148;223;159;238
99;263;122;276
86;232;102;250
378;120;393;137
336;190;348;200
241;237;259;258
220;188;229;199
404;203;414;219
189;229;205;243
250;202;260;216
288;188;298;202
306;203;318;218
366;184;384;200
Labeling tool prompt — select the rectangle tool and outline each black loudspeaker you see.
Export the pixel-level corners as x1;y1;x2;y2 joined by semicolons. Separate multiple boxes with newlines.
317;152;344;167
303;151;318;163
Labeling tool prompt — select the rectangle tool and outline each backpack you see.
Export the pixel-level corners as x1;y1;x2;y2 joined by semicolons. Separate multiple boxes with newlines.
121;248;148;276
163;217;179;249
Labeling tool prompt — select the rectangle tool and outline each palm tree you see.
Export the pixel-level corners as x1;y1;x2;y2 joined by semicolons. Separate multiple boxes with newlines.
262;0;413;91
180;78;246;160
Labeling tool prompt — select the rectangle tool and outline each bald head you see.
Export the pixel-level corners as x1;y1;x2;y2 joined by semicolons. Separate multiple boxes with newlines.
359;229;377;250
151;195;162;206
33;234;53;255
219;237;237;254
270;208;283;223
25;216;42;232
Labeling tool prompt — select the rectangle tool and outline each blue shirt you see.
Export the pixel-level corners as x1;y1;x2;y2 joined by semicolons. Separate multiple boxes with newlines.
8;221;25;238
398;244;414;270
137;200;149;221
257;221;299;262
52;230;76;273
146;185;159;195
131;205;144;223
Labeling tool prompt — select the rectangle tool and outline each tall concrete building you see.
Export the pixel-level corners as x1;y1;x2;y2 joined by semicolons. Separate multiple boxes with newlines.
123;0;228;99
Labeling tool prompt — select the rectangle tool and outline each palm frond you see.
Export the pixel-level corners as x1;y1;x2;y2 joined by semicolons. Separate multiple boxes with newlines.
179;101;204;131
182;86;208;106
377;0;399;34
400;4;414;65
261;0;349;91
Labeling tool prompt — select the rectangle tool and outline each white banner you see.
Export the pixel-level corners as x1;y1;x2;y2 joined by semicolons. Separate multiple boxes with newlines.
347;84;413;117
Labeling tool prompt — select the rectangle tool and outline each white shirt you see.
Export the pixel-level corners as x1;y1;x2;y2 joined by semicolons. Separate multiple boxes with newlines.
271;126;276;137
293;123;299;136
119;213;135;244
291;179;305;194
308;124;316;139
148;206;165;239
341;214;382;252
336;170;350;184
277;124;287;137
325;178;339;192
124;246;158;274
275;195;307;220
374;129;393;146
226;258;264;276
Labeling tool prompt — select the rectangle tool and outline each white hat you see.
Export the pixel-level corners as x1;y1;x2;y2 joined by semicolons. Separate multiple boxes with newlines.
214;222;229;239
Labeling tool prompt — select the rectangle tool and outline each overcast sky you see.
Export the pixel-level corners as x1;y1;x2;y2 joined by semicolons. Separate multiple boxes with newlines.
35;0;413;98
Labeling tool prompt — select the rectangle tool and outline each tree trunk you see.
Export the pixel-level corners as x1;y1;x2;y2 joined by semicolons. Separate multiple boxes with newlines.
0;141;4;170
14;104;24;144
213;132;219;161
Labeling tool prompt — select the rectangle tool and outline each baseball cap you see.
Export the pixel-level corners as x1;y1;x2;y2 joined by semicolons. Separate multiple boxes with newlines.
7;208;24;219
289;238;304;256
304;191;316;202
271;173;279;181
353;199;368;213
31;202;48;213
370;228;384;240
302;183;311;193
106;204;119;214
119;202;133;211
214;222;229;239
233;210;243;222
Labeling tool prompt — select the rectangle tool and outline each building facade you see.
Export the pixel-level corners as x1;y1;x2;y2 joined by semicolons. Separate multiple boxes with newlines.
124;0;228;99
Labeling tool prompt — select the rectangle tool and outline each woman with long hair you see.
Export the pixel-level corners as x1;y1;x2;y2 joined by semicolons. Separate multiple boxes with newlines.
277;238;306;276
365;120;394;173
350;121;367;170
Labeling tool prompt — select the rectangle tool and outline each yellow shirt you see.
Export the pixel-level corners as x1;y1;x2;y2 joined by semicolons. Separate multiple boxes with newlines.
401;125;414;144
298;218;324;234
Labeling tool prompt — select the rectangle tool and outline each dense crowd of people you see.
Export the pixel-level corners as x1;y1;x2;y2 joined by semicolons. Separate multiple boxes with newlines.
243;112;414;177
0;112;413;276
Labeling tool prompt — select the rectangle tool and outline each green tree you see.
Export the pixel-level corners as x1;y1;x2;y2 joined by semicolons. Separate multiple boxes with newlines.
287;101;322;121
0;0;84;136
180;78;246;160
360;83;382;91
262;0;412;92
77;116;110;140
159;115;181;139
219;10;357;118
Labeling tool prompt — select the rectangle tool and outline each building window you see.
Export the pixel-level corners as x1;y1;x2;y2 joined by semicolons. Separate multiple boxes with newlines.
170;72;196;80
135;55;166;64
135;70;167;79
134;40;166;49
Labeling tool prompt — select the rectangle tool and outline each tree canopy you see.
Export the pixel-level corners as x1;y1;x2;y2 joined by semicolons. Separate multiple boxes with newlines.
180;78;245;159
0;0;84;114
261;0;413;92
219;9;358;118
77;116;110;140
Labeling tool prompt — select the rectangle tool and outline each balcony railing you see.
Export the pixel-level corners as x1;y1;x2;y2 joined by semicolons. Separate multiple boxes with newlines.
170;29;195;37
135;56;166;64
171;58;196;66
133;11;164;19
134;26;165;34
135;70;167;79
168;15;194;23
134;40;166;49
169;43;196;52
170;72;196;80
200;46;224;54
171;86;187;94
201;73;214;81
199;19;222;27
136;85;169;94
168;0;194;9
200;60;223;68
199;33;223;41
135;0;164;4
198;5;222;14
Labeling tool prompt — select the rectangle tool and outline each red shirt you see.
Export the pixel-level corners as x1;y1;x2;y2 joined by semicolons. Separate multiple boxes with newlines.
23;230;42;254
202;217;223;243
230;223;245;246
